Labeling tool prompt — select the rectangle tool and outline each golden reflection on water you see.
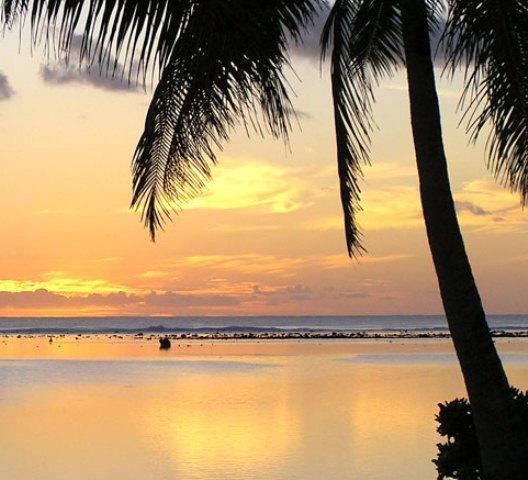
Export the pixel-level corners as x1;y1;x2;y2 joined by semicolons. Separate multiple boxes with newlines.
1;338;528;480
147;370;301;478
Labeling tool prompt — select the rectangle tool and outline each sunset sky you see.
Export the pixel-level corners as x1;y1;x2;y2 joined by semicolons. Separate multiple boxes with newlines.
1;20;528;317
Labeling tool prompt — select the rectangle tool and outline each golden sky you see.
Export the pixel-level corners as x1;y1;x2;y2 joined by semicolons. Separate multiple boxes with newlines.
1;25;527;317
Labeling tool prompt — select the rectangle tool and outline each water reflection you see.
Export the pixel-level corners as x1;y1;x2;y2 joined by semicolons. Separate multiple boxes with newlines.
1;341;527;480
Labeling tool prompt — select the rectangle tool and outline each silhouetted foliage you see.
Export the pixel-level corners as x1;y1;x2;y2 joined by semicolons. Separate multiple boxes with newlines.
434;388;528;480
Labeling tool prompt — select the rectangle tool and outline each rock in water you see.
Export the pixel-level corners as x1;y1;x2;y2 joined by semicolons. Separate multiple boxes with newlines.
159;337;171;349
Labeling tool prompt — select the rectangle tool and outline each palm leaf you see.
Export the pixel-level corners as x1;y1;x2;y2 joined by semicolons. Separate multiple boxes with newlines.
322;0;405;256
1;0;29;25
443;0;528;203
3;0;319;238
132;0;318;237
2;0;193;82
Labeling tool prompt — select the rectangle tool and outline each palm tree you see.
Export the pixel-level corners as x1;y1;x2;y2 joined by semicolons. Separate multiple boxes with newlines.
3;0;528;477
395;3;528;478
324;2;528;478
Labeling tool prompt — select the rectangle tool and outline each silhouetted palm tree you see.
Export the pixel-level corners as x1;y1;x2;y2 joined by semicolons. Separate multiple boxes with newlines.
2;1;528;478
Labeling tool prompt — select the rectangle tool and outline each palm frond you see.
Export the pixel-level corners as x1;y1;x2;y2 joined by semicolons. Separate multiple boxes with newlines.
3;0;319;238
443;0;528;203
1;0;25;25
2;0;193;82
131;0;318;238
322;0;405;256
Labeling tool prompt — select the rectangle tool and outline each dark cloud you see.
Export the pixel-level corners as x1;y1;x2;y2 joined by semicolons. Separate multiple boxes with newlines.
40;64;141;93
455;201;491;216
285;106;312;120
39;35;142;93
292;6;448;67
291;6;329;63
144;291;240;307
0;289;239;310
0;72;14;100
252;284;312;305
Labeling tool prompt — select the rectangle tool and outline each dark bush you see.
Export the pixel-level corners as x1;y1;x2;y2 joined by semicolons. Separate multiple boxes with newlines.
434;387;528;480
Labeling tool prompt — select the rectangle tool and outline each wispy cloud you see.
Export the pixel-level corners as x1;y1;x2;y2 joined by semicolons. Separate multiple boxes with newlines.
307;176;528;235
0;273;128;295
137;270;169;279
172;254;305;275
171;252;410;276
318;253;412;268
454;180;526;231
0;71;14;100
455;200;490;217
186;159;319;213
355;185;424;231
363;162;416;181
91;257;123;264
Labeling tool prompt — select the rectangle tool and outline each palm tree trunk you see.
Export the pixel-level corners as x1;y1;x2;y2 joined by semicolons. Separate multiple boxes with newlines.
398;1;528;478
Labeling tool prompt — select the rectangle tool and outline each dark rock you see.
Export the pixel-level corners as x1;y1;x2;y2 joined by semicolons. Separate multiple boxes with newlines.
159;337;171;349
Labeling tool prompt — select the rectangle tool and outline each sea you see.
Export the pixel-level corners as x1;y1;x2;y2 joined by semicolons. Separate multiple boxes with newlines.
2;315;528;480
0;314;527;335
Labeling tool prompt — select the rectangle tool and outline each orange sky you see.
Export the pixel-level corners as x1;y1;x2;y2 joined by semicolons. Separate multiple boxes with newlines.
1;25;528;317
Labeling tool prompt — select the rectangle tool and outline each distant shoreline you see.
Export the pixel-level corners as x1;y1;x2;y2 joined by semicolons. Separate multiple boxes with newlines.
3;330;528;340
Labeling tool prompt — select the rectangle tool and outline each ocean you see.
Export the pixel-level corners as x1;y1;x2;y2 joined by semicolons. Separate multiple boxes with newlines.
0;314;527;335
2;317;528;480
2;336;528;480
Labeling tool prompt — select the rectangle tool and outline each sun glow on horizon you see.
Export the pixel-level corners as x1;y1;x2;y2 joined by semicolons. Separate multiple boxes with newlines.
2;31;528;317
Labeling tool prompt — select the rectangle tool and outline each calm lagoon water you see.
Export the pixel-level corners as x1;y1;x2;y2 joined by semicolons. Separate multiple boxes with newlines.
1;338;527;480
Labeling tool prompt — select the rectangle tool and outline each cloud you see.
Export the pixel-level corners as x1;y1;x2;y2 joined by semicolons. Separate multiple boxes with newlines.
291;5;329;63
304;162;423;232
306;172;528;235
0;284;318;311
454;180;526;231
292;5;448;68
40;65;140;93
0;274;127;295
186;158;318;213
171;252;410;277
144;291;239;307
137;270;169;279
455;200;490;217
318;253;412;268
360;185;424;230
363;162;416;181
91;257;123;263
173;254;305;275
332;291;371;300
285;106;312;120
0;72;14;100
252;283;313;305
0;289;133;309
380;83;460;100
39;35;141;93
0;289;240;310
0;283;319;312
0;271;404;314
